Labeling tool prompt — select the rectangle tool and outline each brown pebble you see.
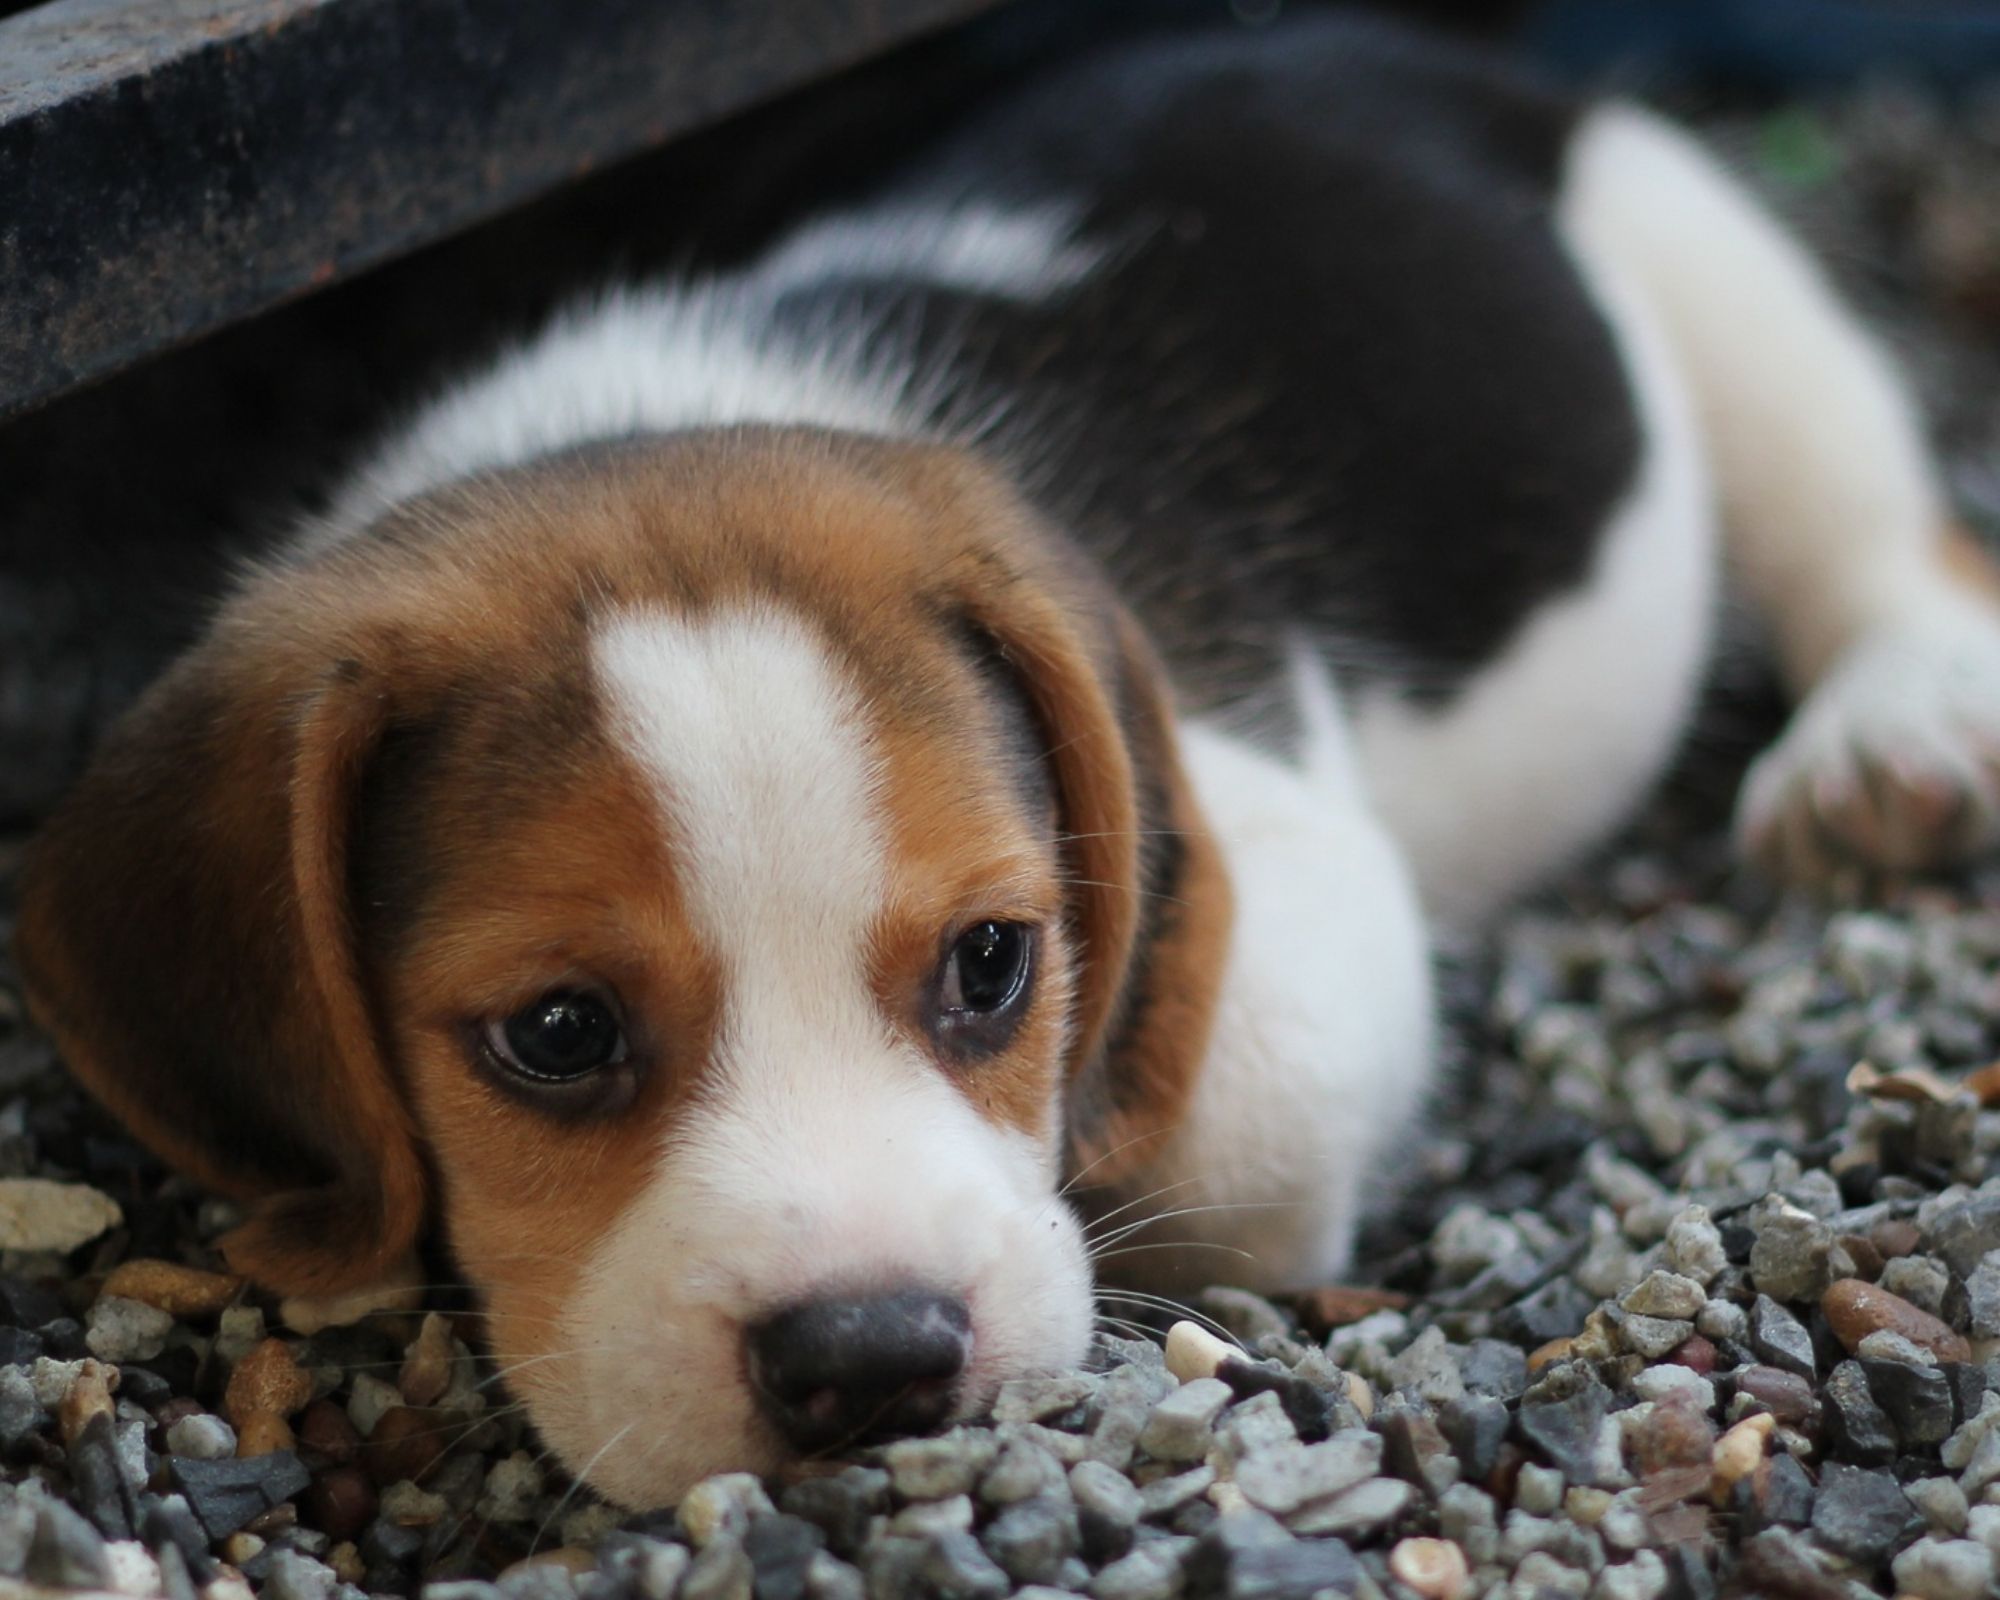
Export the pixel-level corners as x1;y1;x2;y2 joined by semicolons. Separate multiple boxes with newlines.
1838;1234;1885;1281
57;1358;117;1448
1387;1537;1468;1600
243;1504;297;1539
224;1339;314;1426
362;1406;450;1487
1822;1279;1972;1364
1629;1392;1715;1475
325;1541;365;1586
236;1411;297;1458
1294;1285;1410;1333
1732;1365;1818;1425
1527;1337;1573;1374
1668;1335;1717;1375
300;1466;377;1544
220;1533;264;1568
100;1259;243;1320
1871;1219;1923;1261
398;1312;455;1408
296;1398;362;1465
1963;1059;2000;1106
501;1550;599;1580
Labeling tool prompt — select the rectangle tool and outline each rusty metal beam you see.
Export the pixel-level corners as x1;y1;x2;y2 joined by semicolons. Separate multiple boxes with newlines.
0;0;1000;419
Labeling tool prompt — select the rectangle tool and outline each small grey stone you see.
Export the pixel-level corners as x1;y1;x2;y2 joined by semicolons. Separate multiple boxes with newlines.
166;1451;312;1541
742;1512;827;1600
1694;1299;1746;1342
1515;1464;1564;1516
1857;1328;1937;1366
1630;1364;1714;1410
1907;1477;1972;1536
24;1500;109;1589
1664;1208;1728;1296
1621;1270;1706;1320
1437;1393;1509;1481
1590;1550;1668;1600
1811;1462;1914;1563
1184;1512;1357;1600
981;1495;1078;1585
1138;1467;1214;1519
921;1529;1010;1600
1210;1392;1297;1470
422;1584;502;1600
1437;1483;1498;1565
476;1454;548;1527
1281;1477;1411;1538
1891;1536;1994;1600
1748;1200;1852;1304
681;1537;754;1600
266;1549;338;1600
1617;1312;1694;1360
83;1296;174;1364
1864;1354;1955;1447
1138;1378;1232;1463
802;1551;863;1600
1881;1254;1953;1317
1750;1296;1816;1379
1967;1257;2000;1341
1071;1460;1142;1563
1825;1360;1897;1463
598;1535;692;1600
164;1413;236;1461
1927;1195;2000;1280
1457;1340;1527;1400
980;1437;1068;1507
1233;1431;1381;1515
1089;1540;1185;1600
780;1467;888;1555
0;1366;42;1450
1383;1326;1462;1404
992;1375;1098;1427
1497;1508;1558;1566
1090;1370;1164;1471
1517;1382;1615;1487
883;1432;999;1501
889;1496;973;1538
1512;1550;1589;1597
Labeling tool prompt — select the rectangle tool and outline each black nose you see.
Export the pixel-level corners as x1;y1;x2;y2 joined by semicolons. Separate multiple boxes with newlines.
747;1288;971;1451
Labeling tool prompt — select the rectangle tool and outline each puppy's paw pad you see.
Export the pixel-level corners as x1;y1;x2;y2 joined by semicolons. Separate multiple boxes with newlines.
1736;612;2000;885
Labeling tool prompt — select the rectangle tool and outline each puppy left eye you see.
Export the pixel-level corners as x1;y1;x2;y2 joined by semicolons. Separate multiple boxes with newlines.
482;990;627;1083
939;921;1034;1019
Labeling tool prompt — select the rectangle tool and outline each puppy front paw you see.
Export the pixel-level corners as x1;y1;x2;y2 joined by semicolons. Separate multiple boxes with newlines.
1735;607;2000;886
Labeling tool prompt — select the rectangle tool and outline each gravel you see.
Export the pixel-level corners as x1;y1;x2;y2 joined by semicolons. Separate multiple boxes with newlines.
1;71;1999;1600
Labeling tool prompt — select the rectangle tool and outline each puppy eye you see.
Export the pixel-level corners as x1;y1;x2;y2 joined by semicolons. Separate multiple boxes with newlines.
939;922;1033;1018
482;990;627;1083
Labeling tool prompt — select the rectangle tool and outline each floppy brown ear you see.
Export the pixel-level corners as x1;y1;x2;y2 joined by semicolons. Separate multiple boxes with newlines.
17;624;427;1298
954;551;1234;1188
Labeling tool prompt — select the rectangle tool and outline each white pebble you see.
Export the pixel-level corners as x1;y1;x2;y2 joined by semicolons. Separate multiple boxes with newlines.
1892;1537;1994;1600
165;1413;237;1461
1164;1320;1233;1383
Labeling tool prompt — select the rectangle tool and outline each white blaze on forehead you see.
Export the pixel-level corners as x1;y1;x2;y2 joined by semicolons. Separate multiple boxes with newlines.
552;603;1092;1508
593;604;888;1006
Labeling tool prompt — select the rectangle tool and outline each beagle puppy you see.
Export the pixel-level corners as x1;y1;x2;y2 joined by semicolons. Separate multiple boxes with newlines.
20;16;2000;1510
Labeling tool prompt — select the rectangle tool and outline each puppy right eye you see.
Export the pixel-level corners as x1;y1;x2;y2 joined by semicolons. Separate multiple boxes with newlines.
481;990;627;1084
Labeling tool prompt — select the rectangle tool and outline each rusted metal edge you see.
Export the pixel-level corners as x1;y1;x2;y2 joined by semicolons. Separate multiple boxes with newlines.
0;0;1002;420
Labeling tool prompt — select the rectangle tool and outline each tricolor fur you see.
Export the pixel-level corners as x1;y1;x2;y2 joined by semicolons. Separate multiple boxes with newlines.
21;16;2000;1508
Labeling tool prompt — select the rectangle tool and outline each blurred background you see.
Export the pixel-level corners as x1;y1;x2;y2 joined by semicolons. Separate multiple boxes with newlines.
3;0;2000;826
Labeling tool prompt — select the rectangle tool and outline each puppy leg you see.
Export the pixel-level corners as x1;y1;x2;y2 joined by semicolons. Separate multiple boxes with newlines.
1098;653;1436;1296
1563;104;2000;884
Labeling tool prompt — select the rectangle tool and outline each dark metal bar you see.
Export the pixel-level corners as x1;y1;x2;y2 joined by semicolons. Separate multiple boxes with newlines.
0;0;999;419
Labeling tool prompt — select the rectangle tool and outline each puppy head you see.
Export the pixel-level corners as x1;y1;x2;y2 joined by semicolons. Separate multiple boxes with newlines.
17;430;1229;1507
